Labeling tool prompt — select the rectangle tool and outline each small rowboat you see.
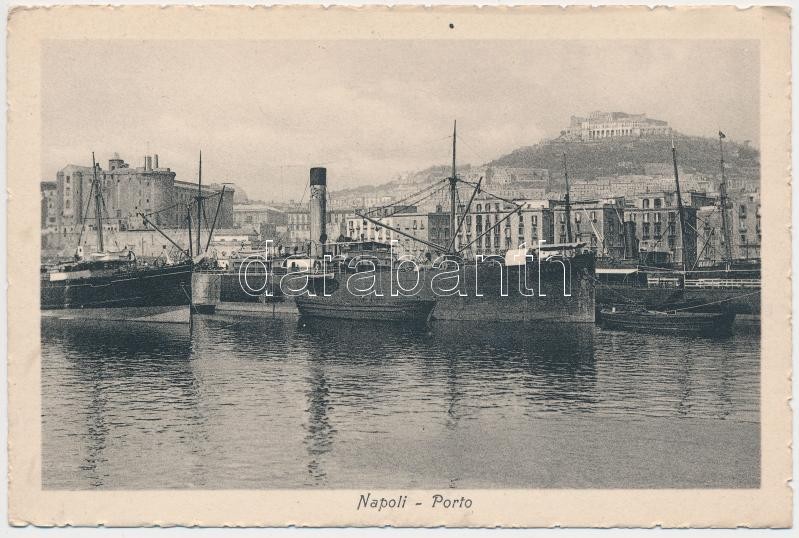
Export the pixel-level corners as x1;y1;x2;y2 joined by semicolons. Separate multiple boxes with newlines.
598;305;735;336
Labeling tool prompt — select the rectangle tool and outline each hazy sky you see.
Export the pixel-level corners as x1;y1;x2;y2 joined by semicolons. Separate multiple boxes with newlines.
42;39;759;201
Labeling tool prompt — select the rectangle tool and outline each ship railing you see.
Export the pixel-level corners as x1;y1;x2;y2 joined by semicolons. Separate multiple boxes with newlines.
646;276;682;288
684;278;761;289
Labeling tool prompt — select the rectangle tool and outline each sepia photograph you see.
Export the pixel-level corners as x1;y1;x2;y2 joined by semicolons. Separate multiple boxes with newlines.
6;5;792;528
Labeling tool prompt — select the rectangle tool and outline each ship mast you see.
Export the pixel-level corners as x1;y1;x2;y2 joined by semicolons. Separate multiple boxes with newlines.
449;120;457;254
197;150;203;256
91;152;104;252
562;153;573;244
671;138;689;269
717;131;733;266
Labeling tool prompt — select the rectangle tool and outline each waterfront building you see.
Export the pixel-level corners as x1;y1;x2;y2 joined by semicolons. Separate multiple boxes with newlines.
40;181;57;232
345;206;450;260
328;208;356;240
625;193;698;265
555;199;627;259
563;111;672;141
286;204;310;245
41;153;235;258
459;197;555;257
233;204;288;233
695;192;761;263
46;153;234;234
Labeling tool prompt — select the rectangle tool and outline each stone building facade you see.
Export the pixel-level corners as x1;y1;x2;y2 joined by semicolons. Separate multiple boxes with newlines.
41;181;57;232
564;111;672;141
46;154;234;235
696;192;761;263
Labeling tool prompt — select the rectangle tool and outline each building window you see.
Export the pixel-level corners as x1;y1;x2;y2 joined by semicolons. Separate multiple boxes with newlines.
654;198;662;208
642;199;650;209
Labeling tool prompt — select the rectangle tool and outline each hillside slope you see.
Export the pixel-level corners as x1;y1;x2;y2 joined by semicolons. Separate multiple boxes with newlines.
330;133;760;198
490;134;759;185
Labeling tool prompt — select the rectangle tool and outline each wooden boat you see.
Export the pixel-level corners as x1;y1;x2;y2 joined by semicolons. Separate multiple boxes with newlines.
598;305;735;336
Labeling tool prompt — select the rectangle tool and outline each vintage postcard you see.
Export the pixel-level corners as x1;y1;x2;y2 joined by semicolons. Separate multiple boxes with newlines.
7;5;792;528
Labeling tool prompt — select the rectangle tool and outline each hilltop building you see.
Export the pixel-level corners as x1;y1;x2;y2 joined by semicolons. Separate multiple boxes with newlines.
563;111;672;141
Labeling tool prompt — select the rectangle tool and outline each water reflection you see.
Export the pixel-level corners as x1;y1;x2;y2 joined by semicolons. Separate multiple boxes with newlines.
304;361;335;485
41;315;759;489
42;320;208;488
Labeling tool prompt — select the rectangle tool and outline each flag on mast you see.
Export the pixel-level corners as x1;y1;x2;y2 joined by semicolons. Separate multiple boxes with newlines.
718;130;726;139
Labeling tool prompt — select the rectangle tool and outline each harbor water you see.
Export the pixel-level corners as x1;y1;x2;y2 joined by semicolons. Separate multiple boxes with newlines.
41;315;760;489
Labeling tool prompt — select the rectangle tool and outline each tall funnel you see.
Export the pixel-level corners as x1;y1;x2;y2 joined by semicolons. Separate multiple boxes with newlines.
309;167;327;257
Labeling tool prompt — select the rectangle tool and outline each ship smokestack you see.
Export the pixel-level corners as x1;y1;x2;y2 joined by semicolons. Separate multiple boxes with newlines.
309;167;327;257
144;155;152;171
153;154;159;169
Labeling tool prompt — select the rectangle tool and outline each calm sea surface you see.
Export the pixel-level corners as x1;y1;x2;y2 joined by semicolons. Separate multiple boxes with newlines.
41;315;760;489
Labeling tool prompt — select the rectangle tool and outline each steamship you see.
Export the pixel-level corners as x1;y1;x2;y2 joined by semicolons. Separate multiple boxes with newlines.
290;122;596;323
41;152;223;315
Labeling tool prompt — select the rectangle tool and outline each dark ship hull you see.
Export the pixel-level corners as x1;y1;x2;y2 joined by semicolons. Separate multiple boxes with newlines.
41;262;193;310
595;263;760;317
599;307;735;336
296;293;435;323
298;252;596;323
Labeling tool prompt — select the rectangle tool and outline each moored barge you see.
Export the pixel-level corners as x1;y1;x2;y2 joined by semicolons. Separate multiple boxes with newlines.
598;305;735;336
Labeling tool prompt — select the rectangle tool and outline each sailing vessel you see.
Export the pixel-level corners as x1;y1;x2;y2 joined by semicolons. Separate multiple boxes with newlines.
40;152;222;313
595;132;760;318
682;132;760;317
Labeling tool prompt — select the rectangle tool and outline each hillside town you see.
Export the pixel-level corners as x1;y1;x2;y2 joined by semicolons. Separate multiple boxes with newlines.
41;111;760;267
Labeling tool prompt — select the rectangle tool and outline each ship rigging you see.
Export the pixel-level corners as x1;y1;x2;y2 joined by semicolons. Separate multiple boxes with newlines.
355;121;535;260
